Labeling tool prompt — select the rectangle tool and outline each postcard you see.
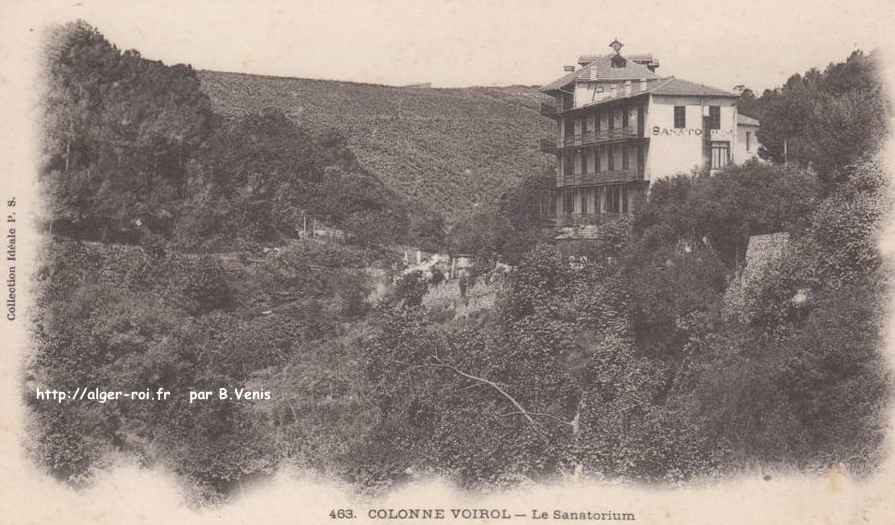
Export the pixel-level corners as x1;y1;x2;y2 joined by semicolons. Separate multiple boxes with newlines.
1;1;894;523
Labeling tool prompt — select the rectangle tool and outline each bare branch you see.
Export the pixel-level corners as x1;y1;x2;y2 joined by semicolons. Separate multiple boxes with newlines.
429;356;536;426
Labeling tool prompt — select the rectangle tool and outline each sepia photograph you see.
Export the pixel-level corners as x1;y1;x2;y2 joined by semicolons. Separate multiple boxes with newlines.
1;1;894;523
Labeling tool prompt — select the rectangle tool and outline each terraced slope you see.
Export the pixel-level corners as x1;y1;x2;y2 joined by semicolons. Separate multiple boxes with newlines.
198;70;556;222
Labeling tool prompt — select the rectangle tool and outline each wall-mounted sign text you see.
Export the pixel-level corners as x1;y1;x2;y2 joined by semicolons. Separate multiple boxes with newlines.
651;127;735;138
652;127;702;136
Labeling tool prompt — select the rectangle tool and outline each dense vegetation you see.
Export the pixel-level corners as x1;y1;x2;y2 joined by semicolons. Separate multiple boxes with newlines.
359;155;888;486
41;21;439;252
198;71;556;224
737;49;887;185
29;20;889;502
445;171;554;265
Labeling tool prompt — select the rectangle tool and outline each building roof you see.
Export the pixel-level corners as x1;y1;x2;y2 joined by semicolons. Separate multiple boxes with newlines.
551;76;738;115
738;113;760;126
542;56;738;102
648;77;738;98
541;54;659;93
540;69;579;93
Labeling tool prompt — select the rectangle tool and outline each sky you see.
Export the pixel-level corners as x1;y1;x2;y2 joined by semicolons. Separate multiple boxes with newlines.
6;0;895;92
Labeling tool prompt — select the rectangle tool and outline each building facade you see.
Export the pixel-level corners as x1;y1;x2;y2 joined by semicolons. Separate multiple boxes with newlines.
540;40;762;231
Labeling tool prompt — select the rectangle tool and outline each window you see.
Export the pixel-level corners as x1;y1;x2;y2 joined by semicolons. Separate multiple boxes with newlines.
595;111;601;131
746;131;752;152
621;185;629;213
606;186;621;213
564;190;575;215
637;104;645;135
711;142;730;170
622;107;629;128
637;145;645;176
564;152;573;176
583;150;591;173
674;106;686;128
596;148;602;172
581;189;589;214
574;151;582;174
708;106;721;130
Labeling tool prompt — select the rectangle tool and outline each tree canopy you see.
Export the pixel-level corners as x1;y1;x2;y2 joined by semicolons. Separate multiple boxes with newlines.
737;50;886;185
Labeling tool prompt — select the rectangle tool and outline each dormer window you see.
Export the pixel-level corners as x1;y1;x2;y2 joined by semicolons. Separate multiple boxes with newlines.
609;39;626;68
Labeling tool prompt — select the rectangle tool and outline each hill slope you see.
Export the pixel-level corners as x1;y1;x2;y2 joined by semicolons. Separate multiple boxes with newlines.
198;71;556;222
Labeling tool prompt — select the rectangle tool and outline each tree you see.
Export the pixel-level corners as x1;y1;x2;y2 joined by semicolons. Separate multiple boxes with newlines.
446;210;514;262
748;50;886;182
42;21;214;240
634;163;819;268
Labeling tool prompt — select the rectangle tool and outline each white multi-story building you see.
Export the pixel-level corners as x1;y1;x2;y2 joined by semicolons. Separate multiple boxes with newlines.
539;40;762;228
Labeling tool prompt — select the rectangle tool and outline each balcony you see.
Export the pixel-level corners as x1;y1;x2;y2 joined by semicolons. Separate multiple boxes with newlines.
539;102;559;120
558;169;641;187
552;212;627;227
539;138;558;155
607;127;639;140
559;127;640;149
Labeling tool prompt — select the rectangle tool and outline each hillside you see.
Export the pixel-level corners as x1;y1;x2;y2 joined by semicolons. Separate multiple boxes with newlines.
36;22;889;497
198;71;556;222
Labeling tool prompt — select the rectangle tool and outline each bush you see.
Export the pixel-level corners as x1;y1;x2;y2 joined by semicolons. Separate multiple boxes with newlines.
393;271;428;308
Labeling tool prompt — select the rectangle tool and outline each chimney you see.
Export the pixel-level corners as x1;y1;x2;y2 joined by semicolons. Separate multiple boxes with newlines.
577;55;599;66
563;65;576;72
624;80;631;96
629;54;661;72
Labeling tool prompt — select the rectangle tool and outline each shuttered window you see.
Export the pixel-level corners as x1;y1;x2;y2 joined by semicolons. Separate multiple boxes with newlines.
564;190;575;215
708;106;721;129
606;186;620;213
674;106;686;128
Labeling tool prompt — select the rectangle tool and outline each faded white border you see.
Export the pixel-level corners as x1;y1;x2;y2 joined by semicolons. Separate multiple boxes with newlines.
1;2;894;523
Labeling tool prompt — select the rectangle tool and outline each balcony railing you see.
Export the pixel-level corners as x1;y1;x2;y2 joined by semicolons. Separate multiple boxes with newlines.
552;212;627;227
539;102;559;120
559;169;641;187
607;127;639;140
558;126;640;148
